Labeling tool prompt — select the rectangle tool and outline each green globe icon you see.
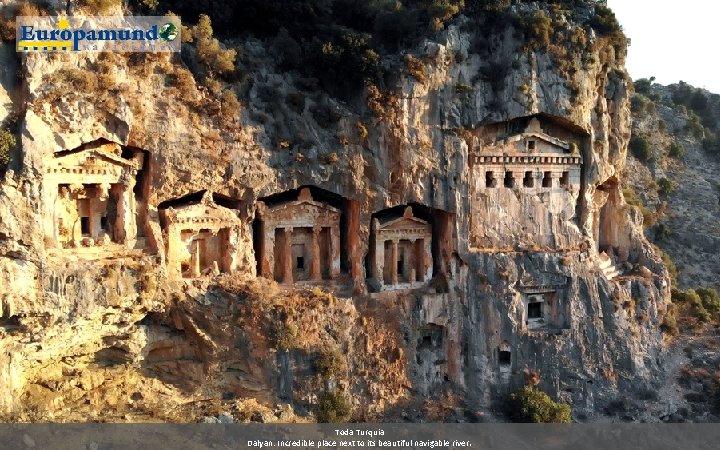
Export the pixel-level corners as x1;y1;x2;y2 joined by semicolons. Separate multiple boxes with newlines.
159;23;178;42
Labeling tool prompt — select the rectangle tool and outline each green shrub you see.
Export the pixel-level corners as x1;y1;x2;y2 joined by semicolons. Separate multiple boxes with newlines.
424;0;465;30
623;187;655;227
696;288;720;316
0;129;15;166
220;89;240;121
316;346;348;379
509;386;571;423
274;322;298;351
525;10;553;49
659;249;677;285
405;55;427;83
630;95;649;115
686;114;704;138
655;222;672;241
55;68;99;93
657;178;676;197
629;135;652;161
634;78;653;95
668;141;685;158
189;15;237;76
703;136;720;155
661;303;679;336
673;289;711;323
315;388;353;423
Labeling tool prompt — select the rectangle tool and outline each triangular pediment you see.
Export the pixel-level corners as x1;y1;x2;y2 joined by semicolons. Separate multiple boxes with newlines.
48;148;136;169
484;131;569;151
379;216;429;230
165;193;240;224
268;199;340;215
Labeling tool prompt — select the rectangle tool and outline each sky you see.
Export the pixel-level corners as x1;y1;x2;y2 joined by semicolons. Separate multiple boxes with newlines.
606;0;720;94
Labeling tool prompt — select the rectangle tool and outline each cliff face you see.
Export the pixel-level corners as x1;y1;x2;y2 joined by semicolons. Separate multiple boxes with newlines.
625;82;720;291
0;3;670;421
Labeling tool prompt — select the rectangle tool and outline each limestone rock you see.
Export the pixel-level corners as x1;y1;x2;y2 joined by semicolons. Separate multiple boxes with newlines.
0;6;670;422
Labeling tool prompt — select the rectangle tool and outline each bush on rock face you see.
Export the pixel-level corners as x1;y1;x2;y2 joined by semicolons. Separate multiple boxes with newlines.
315;388;353;423
508;386;572;423
0;129;16;166
629;135;652;161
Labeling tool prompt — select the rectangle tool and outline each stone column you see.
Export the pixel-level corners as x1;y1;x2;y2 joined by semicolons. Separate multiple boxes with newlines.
261;223;274;279
413;238;422;283
310;226;322;281
43;179;59;247
546;172;557;189
167;224;182;279
283;227;294;284
114;177;137;247
390;240;399;285
374;228;385;288
513;173;523;188
329;224;341;279
190;239;201;277
87;194;96;240
423;236;433;281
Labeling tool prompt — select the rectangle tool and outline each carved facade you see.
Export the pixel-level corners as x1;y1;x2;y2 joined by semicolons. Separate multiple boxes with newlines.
160;192;241;279
256;188;341;284
518;271;570;331
369;206;432;291
471;117;582;192
469;116;585;250
42;141;144;249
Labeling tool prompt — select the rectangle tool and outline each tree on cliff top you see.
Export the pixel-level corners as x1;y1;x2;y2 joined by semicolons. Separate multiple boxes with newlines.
185;14;237;76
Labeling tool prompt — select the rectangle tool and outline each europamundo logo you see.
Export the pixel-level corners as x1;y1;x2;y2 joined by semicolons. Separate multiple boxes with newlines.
16;16;181;52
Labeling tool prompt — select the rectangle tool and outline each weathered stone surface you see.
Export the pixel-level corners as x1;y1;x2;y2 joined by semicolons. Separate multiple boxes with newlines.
0;8;671;422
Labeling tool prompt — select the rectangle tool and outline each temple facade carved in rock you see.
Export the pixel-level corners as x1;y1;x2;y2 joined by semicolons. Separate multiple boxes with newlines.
368;206;433;291
469;115;585;250
42;141;145;250
255;187;341;284
159;191;241;279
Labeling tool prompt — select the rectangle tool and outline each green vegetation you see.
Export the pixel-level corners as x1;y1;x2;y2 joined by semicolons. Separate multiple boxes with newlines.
703;136;720;155
508;386;571;423
669;81;720;150
220;89;240;121
668;140;685;158
629;135;652;161
274;322;299;351
425;0;466;30
655;222;672;241
316;346;348;379
186;15;237;76
0;129;15;166
633;77;654;96
315;388;353;423
657;178;676;197
145;1;627;97
631;95;652;115
623;187;655;227
660;302;679;336
672;288;720;324
0;1;49;42
658;247;677;284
